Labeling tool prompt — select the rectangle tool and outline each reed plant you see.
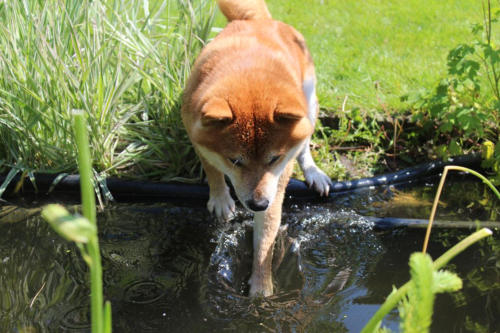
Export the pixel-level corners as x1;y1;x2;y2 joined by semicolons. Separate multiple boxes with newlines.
0;0;215;182
42;111;111;333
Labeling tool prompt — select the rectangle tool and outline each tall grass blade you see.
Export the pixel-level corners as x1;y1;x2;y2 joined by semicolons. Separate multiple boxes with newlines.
47;173;69;194
0;168;20;198
104;301;112;333
72;110;104;333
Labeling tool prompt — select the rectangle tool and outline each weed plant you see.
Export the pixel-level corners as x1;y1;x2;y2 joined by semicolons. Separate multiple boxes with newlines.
0;0;215;181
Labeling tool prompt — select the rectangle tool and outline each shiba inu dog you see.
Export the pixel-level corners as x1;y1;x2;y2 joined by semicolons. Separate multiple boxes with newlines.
182;0;331;296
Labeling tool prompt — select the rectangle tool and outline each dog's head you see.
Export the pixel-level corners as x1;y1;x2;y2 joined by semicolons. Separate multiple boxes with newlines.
192;80;312;212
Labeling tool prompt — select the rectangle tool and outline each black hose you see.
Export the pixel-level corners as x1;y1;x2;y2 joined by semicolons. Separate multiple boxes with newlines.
0;153;483;204
364;216;500;230
289;153;482;201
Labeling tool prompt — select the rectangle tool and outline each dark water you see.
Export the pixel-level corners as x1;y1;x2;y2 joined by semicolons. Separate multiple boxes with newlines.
0;178;499;332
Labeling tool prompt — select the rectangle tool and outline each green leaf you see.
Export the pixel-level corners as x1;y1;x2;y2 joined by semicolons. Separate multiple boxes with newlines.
471;23;483;35
463;78;476;91
399;253;434;333
483;45;500;65
0;168;19;198
432;270;462;294
439;121;453;133
41;204;96;244
447;44;475;75
448;139;462;156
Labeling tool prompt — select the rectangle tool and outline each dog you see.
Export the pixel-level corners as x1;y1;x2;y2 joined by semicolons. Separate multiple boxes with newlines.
182;0;331;296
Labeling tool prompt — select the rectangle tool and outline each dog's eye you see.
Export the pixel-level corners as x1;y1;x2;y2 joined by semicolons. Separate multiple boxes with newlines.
268;155;281;166
229;158;243;167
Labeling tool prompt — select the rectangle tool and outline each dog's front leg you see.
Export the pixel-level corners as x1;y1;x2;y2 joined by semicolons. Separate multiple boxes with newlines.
249;161;293;296
198;154;235;222
297;138;331;196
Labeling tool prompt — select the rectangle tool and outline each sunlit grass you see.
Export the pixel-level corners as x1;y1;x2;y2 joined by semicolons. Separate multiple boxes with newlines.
260;0;484;114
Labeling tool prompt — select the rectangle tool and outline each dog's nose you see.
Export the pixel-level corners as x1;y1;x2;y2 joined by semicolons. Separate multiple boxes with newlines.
246;198;269;211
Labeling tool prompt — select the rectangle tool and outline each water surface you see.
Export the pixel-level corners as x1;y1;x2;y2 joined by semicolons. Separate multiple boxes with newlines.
0;178;498;332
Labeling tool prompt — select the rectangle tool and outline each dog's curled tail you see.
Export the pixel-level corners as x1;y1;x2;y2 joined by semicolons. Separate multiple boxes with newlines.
217;0;271;21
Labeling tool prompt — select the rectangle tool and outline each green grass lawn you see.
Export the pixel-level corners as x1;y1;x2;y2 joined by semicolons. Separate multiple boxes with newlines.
216;0;483;114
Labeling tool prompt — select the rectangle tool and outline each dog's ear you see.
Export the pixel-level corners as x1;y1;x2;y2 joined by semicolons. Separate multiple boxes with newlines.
275;107;313;140
201;98;233;126
274;108;305;121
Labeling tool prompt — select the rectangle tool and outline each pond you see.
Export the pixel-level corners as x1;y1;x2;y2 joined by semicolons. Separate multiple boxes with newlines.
0;176;498;332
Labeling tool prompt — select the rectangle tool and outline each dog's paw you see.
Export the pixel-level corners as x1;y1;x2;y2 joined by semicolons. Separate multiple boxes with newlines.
207;188;236;222
304;166;332;196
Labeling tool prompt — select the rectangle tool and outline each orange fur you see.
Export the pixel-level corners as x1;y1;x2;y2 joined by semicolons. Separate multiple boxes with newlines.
182;19;315;151
217;0;271;21
181;0;330;297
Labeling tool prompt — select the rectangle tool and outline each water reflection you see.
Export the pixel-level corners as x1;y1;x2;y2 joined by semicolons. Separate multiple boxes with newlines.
0;178;498;332
0;214;88;332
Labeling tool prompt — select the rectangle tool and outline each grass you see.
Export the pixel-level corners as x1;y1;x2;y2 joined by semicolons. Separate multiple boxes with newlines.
258;0;485;114
0;0;214;181
0;0;496;183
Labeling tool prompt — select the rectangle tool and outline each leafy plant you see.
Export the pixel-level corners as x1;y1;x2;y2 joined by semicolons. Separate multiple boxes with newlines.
398;253;462;333
0;0;215;181
406;0;500;183
361;228;492;333
41;111;111;333
363;165;499;332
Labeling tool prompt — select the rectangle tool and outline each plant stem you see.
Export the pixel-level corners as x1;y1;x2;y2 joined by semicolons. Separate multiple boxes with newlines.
422;165;500;253
422;166;449;253
433;228;493;268
73;110;103;333
104;301;112;333
445;166;500;200
361;228;493;333
73;110;97;225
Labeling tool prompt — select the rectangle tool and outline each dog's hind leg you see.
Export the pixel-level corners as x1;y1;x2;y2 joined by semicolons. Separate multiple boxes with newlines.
249;161;294;296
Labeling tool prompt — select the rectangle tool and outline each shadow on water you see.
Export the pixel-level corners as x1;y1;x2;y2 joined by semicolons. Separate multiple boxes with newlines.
0;177;498;332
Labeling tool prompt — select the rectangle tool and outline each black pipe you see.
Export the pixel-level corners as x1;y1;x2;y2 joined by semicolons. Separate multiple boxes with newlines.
364;216;500;230
0;153;483;204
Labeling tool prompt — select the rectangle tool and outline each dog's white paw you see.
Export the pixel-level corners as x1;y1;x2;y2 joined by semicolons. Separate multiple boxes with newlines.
304;166;332;196
207;188;236;222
